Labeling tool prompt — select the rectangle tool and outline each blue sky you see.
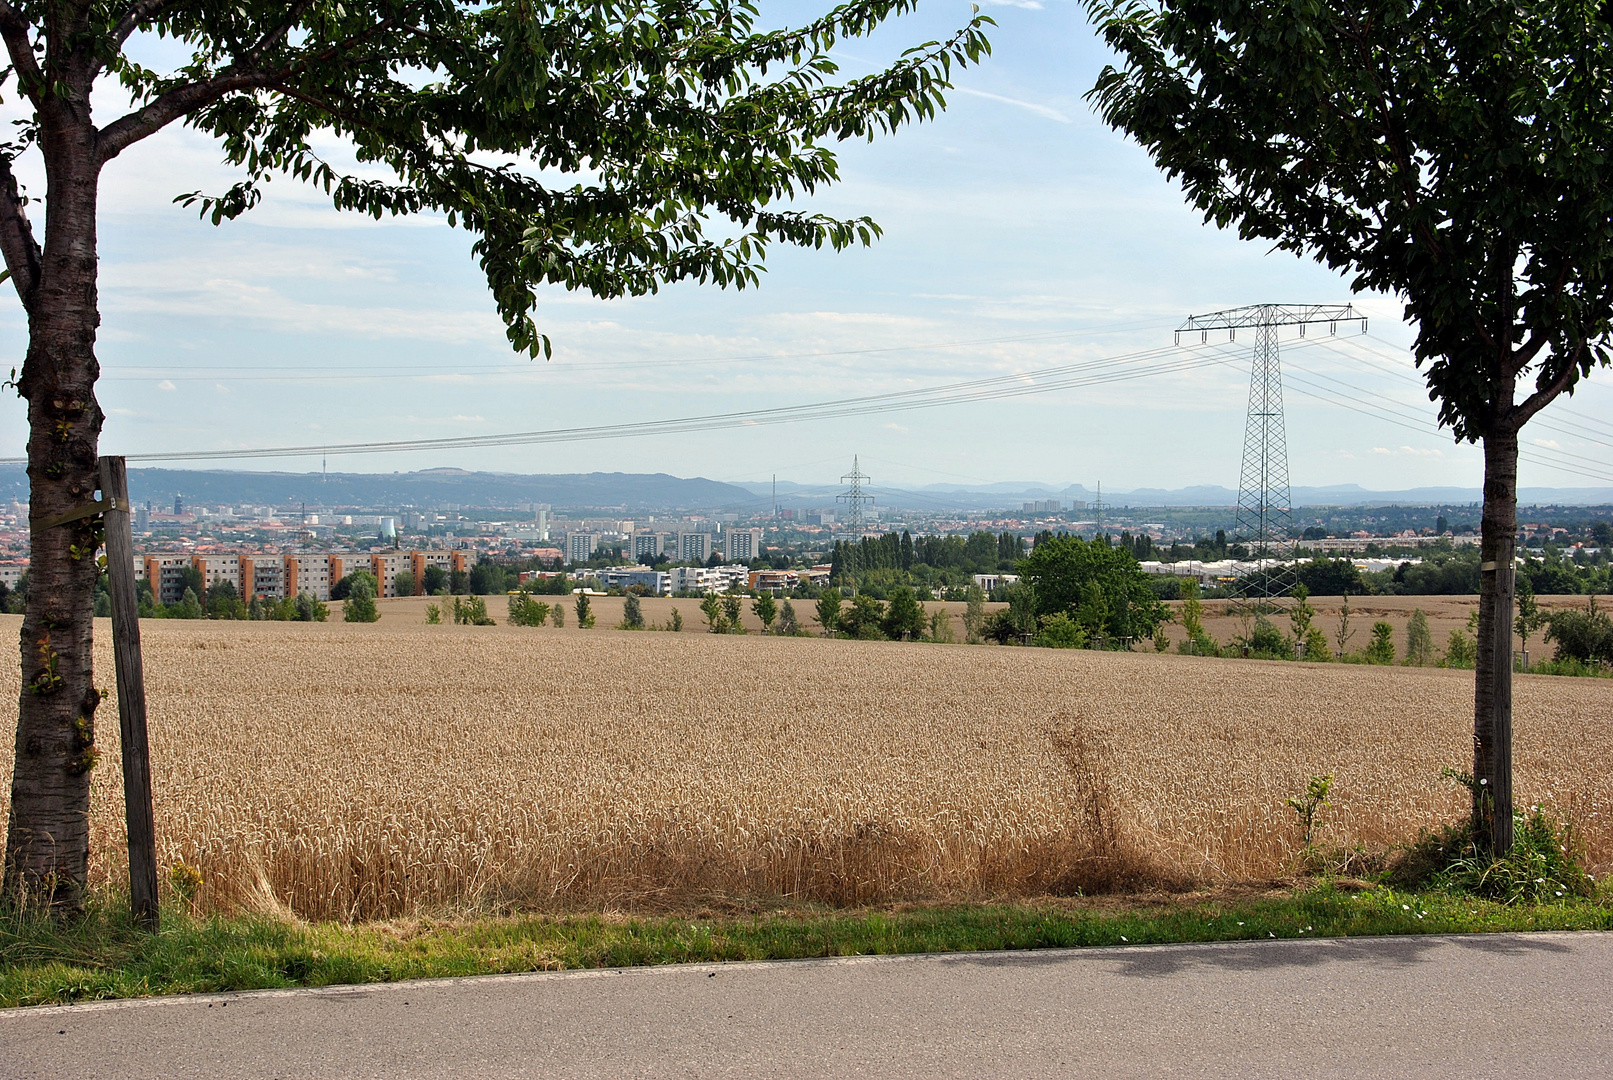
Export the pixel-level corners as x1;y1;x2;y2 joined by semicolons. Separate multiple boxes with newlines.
2;0;1609;493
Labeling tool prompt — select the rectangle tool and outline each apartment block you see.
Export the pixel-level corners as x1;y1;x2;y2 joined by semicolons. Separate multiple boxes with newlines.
677;531;712;563
240;556;286;600
144;554;192;605
370;551;412;598
284;553;336;601
725;527;763;561
595;566;671;596
632;532;663;560
568;533;601;564
669;566;723;593
192;554;242;595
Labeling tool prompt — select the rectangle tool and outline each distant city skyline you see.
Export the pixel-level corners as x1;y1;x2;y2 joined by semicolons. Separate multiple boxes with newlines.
1;2;1609;492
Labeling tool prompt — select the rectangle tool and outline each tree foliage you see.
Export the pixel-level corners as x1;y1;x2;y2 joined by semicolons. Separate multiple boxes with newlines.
1016;534;1167;641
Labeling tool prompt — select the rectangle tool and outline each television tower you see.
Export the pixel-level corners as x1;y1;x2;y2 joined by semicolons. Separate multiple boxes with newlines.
1177;304;1366;611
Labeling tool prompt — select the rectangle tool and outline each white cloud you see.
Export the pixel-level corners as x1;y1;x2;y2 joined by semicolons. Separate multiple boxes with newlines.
157;380;176;391
1534;438;1562;449
951;87;1070;124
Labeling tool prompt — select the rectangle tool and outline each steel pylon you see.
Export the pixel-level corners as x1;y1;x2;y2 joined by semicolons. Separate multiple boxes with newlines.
1178;304;1367;614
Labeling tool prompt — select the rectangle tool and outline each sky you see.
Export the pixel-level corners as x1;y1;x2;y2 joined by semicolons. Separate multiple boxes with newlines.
1;0;1610;495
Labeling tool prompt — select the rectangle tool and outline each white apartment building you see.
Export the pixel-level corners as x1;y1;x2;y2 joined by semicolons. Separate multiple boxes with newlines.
285;553;336;601
632;532;663;560
568;532;601;564
725;527;763;561
596;566;672;595
677;532;712;563
670;566;723;593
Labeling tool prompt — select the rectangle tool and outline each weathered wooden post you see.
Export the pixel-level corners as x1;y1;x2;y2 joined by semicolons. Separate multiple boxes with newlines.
98;457;159;930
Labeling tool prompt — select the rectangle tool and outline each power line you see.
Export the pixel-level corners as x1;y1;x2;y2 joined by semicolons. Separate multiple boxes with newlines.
3;340;1218;465
96;316;1185;383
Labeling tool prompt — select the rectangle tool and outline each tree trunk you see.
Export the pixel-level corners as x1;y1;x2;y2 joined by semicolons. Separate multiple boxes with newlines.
4;125;105;914
1473;425;1518;855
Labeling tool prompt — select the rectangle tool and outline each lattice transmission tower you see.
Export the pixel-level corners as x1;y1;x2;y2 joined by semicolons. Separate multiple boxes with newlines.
1177;304;1366;611
836;456;875;595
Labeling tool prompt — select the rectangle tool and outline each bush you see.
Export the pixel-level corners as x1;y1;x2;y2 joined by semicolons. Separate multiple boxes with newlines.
1365;621;1396;664
342;572;380;623
1302;628;1331;662
453;595;495;625
1444;626;1477;668
1394;810;1595;905
777;599;800;636
574;593;596;629
1035;612;1087;649
1404;608;1433;666
620;592;644;630
507;593;550;627
1545;601;1613;665
1240;615;1289;659
837;595;887;640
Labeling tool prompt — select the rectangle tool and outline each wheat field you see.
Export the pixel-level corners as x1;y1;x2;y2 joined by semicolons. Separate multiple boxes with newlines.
1;613;1608;920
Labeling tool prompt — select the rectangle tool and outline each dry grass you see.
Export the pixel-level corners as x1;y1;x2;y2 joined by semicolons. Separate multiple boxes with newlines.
1;614;1608;921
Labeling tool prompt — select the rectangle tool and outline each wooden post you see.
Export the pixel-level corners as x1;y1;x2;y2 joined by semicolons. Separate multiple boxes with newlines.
99;457;159;930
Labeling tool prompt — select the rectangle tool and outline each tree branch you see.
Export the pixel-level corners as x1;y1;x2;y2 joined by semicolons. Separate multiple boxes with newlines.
240;0;321;69
96;16;399;163
85;0;187;81
0;1;45;108
1510;350;1583;430
0;153;41;314
96;70;283;162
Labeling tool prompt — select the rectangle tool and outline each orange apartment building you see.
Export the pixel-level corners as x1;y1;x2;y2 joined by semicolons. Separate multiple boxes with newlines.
143;550;466;604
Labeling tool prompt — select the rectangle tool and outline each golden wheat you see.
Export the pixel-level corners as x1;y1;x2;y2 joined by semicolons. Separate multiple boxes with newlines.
0;614;1608;920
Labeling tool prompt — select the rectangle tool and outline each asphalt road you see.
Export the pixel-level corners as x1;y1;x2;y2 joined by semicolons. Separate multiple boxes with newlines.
5;932;1610;1079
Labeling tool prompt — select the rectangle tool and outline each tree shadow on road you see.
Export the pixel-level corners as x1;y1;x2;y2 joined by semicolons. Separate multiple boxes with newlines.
942;933;1577;979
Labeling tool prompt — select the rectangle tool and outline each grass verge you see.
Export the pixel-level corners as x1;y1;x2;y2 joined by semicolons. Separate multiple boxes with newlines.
3;882;1610;1010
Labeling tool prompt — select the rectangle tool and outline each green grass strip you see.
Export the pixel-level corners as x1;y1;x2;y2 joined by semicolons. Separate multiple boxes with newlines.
3;883;1610;1010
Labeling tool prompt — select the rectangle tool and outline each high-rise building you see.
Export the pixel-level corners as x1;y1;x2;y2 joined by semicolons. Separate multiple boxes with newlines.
678;532;712;563
726;527;764;561
633;532;663;560
568;532;601;564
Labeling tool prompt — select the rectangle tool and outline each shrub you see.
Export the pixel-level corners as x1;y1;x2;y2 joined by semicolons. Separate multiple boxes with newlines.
1404;608;1433;666
751;593;776;632
294;593;328;622
507;593;550;627
1365;621;1396;664
1302;628;1331;662
342;572;380;623
1444;626;1477;668
815;588;843;637
425;602;442;625
837;595;887;640
453;595;495;625
620;592;644;630
1240;616;1288;659
1545;600;1613;666
574;593;595;629
1035;612;1087;649
700;593;727;633
927;607;957;643
776;600;800;636
881;587;926;640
